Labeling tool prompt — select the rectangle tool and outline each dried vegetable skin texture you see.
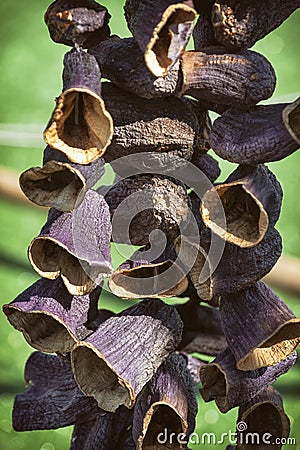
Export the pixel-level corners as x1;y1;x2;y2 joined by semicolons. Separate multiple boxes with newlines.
71;299;183;412
90;37;183;99
45;0;111;48
201;164;283;248
2;278;100;354
210;99;300;165
101;82;199;168
192;0;219;49
188;227;282;302
220;281;300;371
124;0;197;77
236;386;290;450
199;347;296;413
12;352;101;431
19;146;105;211
108;244;188;299
6;0;300;446
211;0;300;51
28;190;112;296
44;48;113;165
104;174;190;246
181;48;276;108
132;353;198;449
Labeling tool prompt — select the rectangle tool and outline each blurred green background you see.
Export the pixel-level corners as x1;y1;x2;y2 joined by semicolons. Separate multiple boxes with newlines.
0;1;299;449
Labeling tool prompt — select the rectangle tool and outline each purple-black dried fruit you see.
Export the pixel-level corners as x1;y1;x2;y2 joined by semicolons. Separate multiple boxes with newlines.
44;0;111;48
188;227;282;302
210;99;300;165
201;164;283;248
90;37;182;99
104;174;190;246
132;353;198;449
71;299;183;412
220;281;300;371
212;0;300;51
101;83;199;168
44;48;113;165
124;0;196;77
28;190;112;295
13;352;100;431
181;48;276;108
3;278;101;353
237;386;290;450
19;146;105;211
200;347;296;413
109;245;188;299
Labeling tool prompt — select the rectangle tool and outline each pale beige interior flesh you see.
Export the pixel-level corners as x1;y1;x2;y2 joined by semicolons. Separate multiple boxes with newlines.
4;309;75;353
29;238;92;295
72;345;130;412
44;89;113;164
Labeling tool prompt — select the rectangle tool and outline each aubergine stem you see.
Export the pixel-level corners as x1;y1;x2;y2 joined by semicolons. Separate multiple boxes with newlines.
124;0;197;77
44;48;113;165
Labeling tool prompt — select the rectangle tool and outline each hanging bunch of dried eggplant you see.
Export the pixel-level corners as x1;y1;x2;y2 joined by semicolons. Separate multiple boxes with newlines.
4;0;300;449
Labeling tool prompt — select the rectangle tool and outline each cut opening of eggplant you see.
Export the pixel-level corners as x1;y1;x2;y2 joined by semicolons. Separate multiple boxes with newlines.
45;89;112;164
3;309;75;353
72;345;132;412
146;8;195;76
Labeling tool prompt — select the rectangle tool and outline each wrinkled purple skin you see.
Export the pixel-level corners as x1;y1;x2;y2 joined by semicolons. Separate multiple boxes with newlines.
29;190;112;287
210;104;299;165
180;352;207;384
63;47;103;95
72;299;183;410
2;278;100;353
220;281;298;368
200;348;297;412
212;0;300;51
199;226;282;296
70;406;133;450
45;0;111;48
133;353;198;446
191;153;221;183
183;48;276;108
90;37;183;99
13;352;101;431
